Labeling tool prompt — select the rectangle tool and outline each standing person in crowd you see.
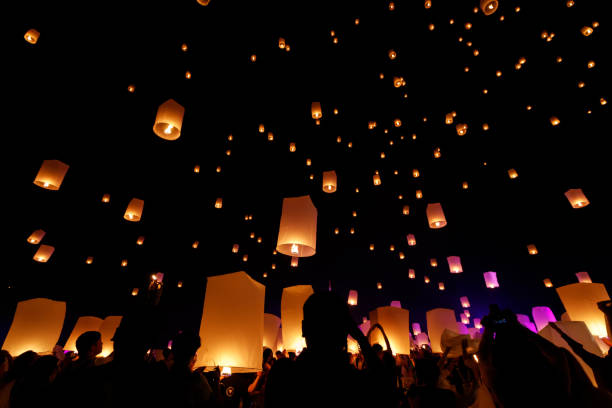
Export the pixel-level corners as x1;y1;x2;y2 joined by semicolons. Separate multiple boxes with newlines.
247;348;274;408
0;351;38;408
9;355;59;408
73;331;103;371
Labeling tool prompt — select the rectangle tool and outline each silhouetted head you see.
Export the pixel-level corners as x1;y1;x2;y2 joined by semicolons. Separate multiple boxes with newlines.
76;331;102;359
372;343;384;360
170;331;201;369
275;350;283;360
263;347;273;367
1;350;13;380
302;292;350;354
6;351;38;382
415;358;440;387
111;307;156;363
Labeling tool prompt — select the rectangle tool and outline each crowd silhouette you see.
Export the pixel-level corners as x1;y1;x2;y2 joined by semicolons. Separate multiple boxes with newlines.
1;295;611;407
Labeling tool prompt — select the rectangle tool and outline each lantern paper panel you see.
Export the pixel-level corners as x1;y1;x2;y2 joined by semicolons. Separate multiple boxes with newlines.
447;256;463;273
1;298;66;356
369;306;411;355
426;203;447;228
516;314;537;333
390;301;402;308
276;195;317;257
33;160;69;190
412;323;422;336
124;198;144;222
153;99;185;140
407;234;416;246
33;245;55;262
281;285;314;352
322;170;337;193
564;188;590;208
98;316;123;357
532;306;557;332
263;313;281;351
426;308;458;353
348;290;358;306
576;272;592;283
63;316;104;353
484;271;499;288
27;229;46;244
359;319;371;337
556;283;610;338
415;332;430;347
347;335;360;354
197;271;265;370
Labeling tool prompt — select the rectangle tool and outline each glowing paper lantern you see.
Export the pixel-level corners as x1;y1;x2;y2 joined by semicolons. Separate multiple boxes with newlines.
402;205;410;215
348;290;358;306
527;244;538;255
33;160;69;190
27;229;46;244
474;318;482;329
407;234;416;246
263;313;281;350
460;314;469;325
564;189;590;208
424;276;430;284
33;245;54;262
136;236;145;245
124;198;144;222
373;173;381;186
438;282;445;291
456;123;468;136
532;306;557;332
215;198;223;208
460;297;470;308
153;99;184;140
377;282;383;290
97;316;123;357
322;171;337;193
408;269;415;279
412;323;422;336
508;169;518;179
197;271;265;370
576;272;592;283
197;0;211;6
232;244;239;253
276;195;317;257
86;256;93;264
1;298;66;355
480;0;498;15
543;278;553;288
102;193;110;203
390;301;402;308
415;332;430;347
556;283;610;338
484;271;499;288
426;203;447;228
430;258;438;267
517;314;537;333
447;256;463;273
131;288;139;296
24;29;40;44
311;102;322;120
550;116;561;126
369;306;411;354
360;318;371;336
426;308;458;353
281;285;314;352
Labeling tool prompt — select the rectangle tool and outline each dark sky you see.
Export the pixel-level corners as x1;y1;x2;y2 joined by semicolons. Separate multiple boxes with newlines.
4;0;610;346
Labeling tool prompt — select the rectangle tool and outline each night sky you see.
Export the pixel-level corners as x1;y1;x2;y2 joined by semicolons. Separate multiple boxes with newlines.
4;0;610;346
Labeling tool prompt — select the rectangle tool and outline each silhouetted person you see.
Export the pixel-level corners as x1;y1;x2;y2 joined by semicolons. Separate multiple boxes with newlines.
9;355;59;408
0;351;12;384
248;347;274;408
265;291;388;408
75;331;103;370
406;357;457;408
0;351;38;408
274;350;283;360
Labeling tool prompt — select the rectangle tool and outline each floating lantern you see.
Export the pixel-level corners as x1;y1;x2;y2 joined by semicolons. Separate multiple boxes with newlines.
461;314;469;324
407;234;416;246
484;271;499;288
412;169;420;178
267;131;274;141
426;203;447;228
333;227;339;235
350;228;355;235
394;119;402;127
352;211;357;217
438;282;445;291
373;172;382;186
550;116;561;126
271;263;276;270
581;26;593;36
576;272;592;283
479;0;499;16
124;198;144;222
543;278;553;288
192;241;199;249
430;258;438;267
508;168;519;179
564;188;590;208
409;269;415;279
86;257;93;264
281;285;314;352
311;102;322;120
127;85;135;93
402;205;410;215
177;280;183;288
456;123;468;136
153;99;184;140
377;282;383;290
447;256;463;273
250;54;257;62
399;252;405;260
322;170;337;193
416;190;423;199
532;306;557;332
132;288;139;296
424;276;430;283
557;283;610;338
121;259;128;267
474;318;482;329
242;254;248;262
34;160;69;190
193;165;200;173
369;306;411;355
24;29;40;44
275;196;318;258
426;308;458;353
136;236;145;245
27;229;46;244
413;323;422;336
445;113;454;124
424;0;431;8
102;193;110;203
33;245;54;263
278;37;286;49
393;77;403;88
388;49;397;60
289;142;296;152
527;244;538;255
215;198;223;208
433;148;441;158
369;243;375;251
464;310;470;318
389;245;395;251
291;257;298;267
306;158;312;166
348;290;358;306
368;121;377;129
460;296;470;308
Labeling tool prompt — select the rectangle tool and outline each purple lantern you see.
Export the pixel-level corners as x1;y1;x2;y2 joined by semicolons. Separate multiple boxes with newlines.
532;306;557;332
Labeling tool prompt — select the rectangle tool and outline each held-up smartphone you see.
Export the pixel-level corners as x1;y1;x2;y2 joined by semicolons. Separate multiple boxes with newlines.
493;318;507;325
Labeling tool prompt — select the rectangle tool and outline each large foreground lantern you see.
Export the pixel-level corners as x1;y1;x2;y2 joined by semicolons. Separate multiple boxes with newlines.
532;306;557;332
369;306;411;355
33;245;55;262
263;313;281;351
556;283;610;338
348;290;358;306
322;171;337;193
153;99;185;140
27;229;46;244
197;271;265;370
447;256;463;273
311;102;322;120
281;285;314;352
426;308;458;353
484;271;499;288
33;160;69;190
124;198;144;221
276;195;317;257
564;188;590;208
426;203;447;228
1;298;66;356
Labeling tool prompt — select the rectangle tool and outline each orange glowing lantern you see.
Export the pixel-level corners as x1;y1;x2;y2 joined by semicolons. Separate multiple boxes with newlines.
369;244;375;251
311;102;322;121
543;278;553;288
322;170;337;193
447;256;463;273
86;257;93;264
576;272;592;283
564;189;590;208
27;229;46;244
291;257;298;267
416;190;423;199
484;271;499;288
276;195;317;257
412;169;420;178
102;193;110;203
136;236;145;245
377;282;383;290
289;142;296;152
527;244;538;255
424;276;430;284
373;172;382;186
33;245;54;263
388;50;397;60
557;283;610;338
348;290;358;306
215;198;223;208
460;296;470;308
430;258;438;268
445;113;454;124
407;234;416;246
438;282;445;291
456;123;468;136
550;116;561;126
34;160;69;190
368;121;377;129
121;259;128;267
394;119;402;127
508;169;518;179
402;205;410;215
153;99;185;141
24;29;40;44
124;198;144;222
192;241;199;249
131;288;139;296
426;203;447;229
581;26;593;36
409;269;416;279
232;244;239;253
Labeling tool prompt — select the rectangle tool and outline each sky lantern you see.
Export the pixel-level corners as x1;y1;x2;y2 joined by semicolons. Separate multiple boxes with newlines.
408;269;415;279
412;323;421;336
564;188;590;208
550;116;560;126
407;234;416;246
412;169;420;178
576;271;592;283
508;168;518;179
377;282;383;290
289;142;296;152
102;193;110;203
86;256;93;264
348;290;358;306
460;296;470;308
278;37;286;48
430;258;438;267
532;306;557;332
464;310;470;318
462;181;469;190
322;170;337;193
424;276;430;284
373;172;382;186
276;196;317;257
447;256;463;273
121;259;128;267
460;314;469;324
474;319;482;329
394;118;402;127
426;203;447;228
263;313;281;350
24;29;40;44
192;241;200;249
426;308;457;353
479;0;498;16
369;306;411;355
402;205;410;215
484;271;499;288
527;244;538;255
438;282;445;291
33;245;54;262
388;49;397;59
124;198;144;222
416;190;423;199
581;26;593;36
1;298;66;356
445;113;454;124
291;257;298;267
33;160;69;190
368;121;377;129
543;278;553;288
153;99;184;140
556;283;610;338
311;102;322;121
197;271;265;370
136;236;145;245
456;123;467;136
281;285;313;352
215;198;223;208
131;288;139;296
27;229;46;244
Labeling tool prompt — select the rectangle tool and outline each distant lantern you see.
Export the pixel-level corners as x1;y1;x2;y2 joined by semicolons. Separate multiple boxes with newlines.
438;282;445;291
215;198;223;208
250;232;255;239
581;26;593;36
484;271;499;288
460;296;470;308
430;258;438;267
291;257;298;267
124;198;144;222
550;116;560;126
185;71;191;79
576;272;592;283
250;54;257;62
508;169;519;179
322;171;337;193
33;245;54;263
121;259;128;267
527;244;538;255
232;244;239;253
193;165;200;173
136;236;145;245
153;99;185;141
271;263;276;270
348;290;358;306
445;113;454;124
413;323;422;337
267;132;274;141
588;61;596;68
565;189;590;208
369;243;375;251
127;85;135;93
389;245;395;252
433;148;441;158
373;173;382;186
377;282;383;290
350;228;355;235
34;160;69;190
242;254;248;262
334;227;339;235
311;102;322;121
24;29;40;44
412;169;420;178
394;119;402;127
192;241;199;249
388;50;397;59
474;318;482;329
27;229;46;244
258;124;265;133
399;252;405;260
102;193;110;203
416;190;423;199
352;211;357;217
368;121;377;129
306;158;312;166
181;43;188;51
464;310;470;318
462;181;469;190
393;77;403;88
278;37;286;48
289;142;296;152
456;123;468;136
407;234;416;246
426;203;447;229
479;0;498;16
460;313;470;324
86;257;93;264
409;269;416;279
276;195;317;257
447;256;463;273
402;205;410;215
543;278;553;288
557;283;610;338
424;276;430;283
131;288;139;296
